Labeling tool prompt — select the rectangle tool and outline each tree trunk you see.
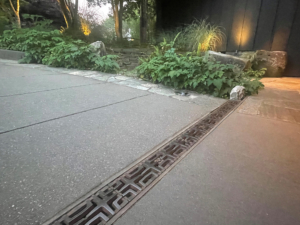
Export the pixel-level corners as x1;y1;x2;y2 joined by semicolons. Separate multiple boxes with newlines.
112;0;121;40
119;0;123;39
73;0;79;29
140;0;148;44
57;0;72;28
16;13;21;28
9;0;21;28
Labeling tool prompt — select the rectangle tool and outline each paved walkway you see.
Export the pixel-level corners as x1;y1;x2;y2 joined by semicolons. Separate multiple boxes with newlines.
115;78;300;225
2;59;300;225
0;60;225;225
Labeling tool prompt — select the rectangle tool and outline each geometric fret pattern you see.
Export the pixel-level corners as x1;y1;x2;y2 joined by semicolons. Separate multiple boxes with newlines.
51;100;240;225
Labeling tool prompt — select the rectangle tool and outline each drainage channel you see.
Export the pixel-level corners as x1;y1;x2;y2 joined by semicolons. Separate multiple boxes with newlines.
44;100;242;225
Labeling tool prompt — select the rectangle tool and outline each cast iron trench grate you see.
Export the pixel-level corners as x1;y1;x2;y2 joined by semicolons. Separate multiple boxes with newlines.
47;100;241;225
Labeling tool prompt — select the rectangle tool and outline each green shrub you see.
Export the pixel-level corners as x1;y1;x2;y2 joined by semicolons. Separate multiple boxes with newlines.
156;28;187;50
0;17;8;34
42;39;94;69
244;67;267;78
137;41;264;98
0;0;13;34
0;28;62;63
43;39;119;73
184;19;224;52
156;19;224;52
0;27;119;73
22;14;54;31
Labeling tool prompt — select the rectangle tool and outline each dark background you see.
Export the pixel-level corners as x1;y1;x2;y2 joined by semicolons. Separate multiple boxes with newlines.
156;0;300;77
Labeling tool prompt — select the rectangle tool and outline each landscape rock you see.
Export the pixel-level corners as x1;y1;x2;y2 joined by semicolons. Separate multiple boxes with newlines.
230;86;245;100
252;50;287;77
90;41;107;57
226;51;256;61
208;51;251;70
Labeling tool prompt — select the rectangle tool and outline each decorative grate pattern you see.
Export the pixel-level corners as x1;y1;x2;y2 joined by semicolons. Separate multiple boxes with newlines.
50;100;240;225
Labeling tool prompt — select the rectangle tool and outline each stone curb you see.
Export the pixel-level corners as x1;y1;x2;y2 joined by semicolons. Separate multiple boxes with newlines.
0;49;25;61
0;59;226;108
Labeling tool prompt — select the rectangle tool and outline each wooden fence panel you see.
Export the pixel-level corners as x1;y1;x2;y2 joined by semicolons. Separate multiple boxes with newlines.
219;0;237;51
158;0;300;76
253;0;279;50
286;1;300;76
239;0;262;50
227;0;247;51
271;0;298;51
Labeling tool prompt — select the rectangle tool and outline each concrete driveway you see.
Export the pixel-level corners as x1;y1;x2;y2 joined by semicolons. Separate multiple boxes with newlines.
0;60;225;225
116;78;300;225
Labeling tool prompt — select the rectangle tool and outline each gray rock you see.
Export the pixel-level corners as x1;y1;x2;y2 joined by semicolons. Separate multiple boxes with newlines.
252;50;287;77
90;41;107;57
208;51;251;70
226;51;256;61
230;86;245;100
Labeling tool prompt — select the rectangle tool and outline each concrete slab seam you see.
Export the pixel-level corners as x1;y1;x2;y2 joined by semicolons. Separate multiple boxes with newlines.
0;93;150;135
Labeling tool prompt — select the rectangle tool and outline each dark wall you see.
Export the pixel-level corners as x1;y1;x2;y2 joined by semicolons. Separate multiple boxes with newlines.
158;0;300;77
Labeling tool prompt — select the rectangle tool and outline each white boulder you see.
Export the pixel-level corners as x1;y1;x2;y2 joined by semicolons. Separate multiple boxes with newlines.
90;41;107;57
230;86;245;100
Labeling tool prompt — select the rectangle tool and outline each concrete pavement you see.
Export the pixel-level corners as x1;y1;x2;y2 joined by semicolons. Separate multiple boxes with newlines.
0;60;225;224
2;58;299;225
115;79;300;225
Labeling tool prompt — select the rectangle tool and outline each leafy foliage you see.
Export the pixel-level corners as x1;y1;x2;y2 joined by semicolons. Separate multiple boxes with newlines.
87;0;157;45
137;40;265;98
22;14;54;31
244;67;267;78
156;19;225;52
184;19;224;52
0;0;28;32
0;0;12;33
43;39;119;72
0;27;119;72
155;28;187;50
122;0;156;21
0;28;62;63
